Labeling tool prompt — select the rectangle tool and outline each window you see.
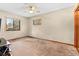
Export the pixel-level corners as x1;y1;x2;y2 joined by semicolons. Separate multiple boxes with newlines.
0;18;1;31
6;18;20;31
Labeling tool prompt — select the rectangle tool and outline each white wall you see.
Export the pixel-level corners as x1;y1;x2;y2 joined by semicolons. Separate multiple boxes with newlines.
30;7;74;44
0;10;29;40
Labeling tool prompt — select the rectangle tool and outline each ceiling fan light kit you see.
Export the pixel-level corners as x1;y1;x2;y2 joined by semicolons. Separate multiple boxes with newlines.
29;10;34;13
25;3;40;14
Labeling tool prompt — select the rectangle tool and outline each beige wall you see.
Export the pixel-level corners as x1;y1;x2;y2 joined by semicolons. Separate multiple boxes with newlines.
0;7;75;44
0;10;29;40
30;7;74;44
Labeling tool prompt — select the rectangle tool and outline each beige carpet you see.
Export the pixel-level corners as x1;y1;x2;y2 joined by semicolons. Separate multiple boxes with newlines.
10;37;79;56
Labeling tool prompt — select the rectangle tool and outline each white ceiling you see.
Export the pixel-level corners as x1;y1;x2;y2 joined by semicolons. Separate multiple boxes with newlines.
0;3;75;17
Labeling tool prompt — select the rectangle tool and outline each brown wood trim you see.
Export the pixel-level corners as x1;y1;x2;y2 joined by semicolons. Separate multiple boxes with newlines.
28;36;74;46
8;35;74;46
8;36;27;42
74;11;78;47
74;4;79;48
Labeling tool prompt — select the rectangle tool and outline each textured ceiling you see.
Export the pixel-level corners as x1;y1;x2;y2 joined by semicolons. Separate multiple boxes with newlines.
0;3;75;17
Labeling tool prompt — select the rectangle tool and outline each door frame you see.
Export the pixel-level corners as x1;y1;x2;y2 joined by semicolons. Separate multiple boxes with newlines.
74;4;79;48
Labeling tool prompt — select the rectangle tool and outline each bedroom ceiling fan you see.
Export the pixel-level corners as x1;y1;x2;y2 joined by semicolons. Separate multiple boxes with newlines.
24;3;40;14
